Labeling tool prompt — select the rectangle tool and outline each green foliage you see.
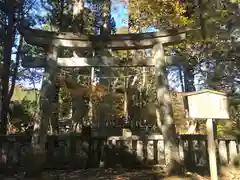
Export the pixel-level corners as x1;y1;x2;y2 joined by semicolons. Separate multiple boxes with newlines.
9;86;39;131
128;0;192;30
9;100;37;131
217;124;224;136
59;85;71;117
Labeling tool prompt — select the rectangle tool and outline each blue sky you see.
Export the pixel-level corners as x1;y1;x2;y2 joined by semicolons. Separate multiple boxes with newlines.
111;0;128;28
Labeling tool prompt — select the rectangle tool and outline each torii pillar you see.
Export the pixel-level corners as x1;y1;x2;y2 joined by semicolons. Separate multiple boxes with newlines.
26;46;59;178
153;43;181;174
35;46;59;137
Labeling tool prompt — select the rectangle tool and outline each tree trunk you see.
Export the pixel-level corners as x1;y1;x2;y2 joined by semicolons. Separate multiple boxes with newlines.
0;3;15;135
73;0;84;33
178;65;185;92
184;64;195;92
70;0;87;131
50;85;59;134
153;44;182;175
88;67;95;125
183;62;198;134
8;36;23;103
123;75;128;119
71;95;89;131
98;0;112;129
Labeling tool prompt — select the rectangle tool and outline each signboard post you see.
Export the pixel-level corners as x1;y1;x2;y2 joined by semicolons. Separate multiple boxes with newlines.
184;89;230;180
206;118;218;180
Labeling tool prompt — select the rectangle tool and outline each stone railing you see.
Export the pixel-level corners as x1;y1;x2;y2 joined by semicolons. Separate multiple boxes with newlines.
0;134;238;171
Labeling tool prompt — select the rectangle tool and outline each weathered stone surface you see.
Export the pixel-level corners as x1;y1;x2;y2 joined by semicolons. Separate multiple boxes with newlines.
0;135;238;171
18;26;189;49
170;92;187;126
22;55;186;67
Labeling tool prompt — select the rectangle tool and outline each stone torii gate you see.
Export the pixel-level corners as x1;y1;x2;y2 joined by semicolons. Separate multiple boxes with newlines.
18;25;190;171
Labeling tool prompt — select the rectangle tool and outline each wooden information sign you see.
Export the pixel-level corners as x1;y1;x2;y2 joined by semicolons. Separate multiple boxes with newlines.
184;89;230;180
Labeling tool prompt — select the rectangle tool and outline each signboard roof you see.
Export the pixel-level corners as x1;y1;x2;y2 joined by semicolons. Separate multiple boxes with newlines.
184;89;227;97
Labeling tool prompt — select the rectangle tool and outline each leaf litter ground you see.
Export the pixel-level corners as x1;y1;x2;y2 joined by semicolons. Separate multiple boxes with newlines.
3;167;240;180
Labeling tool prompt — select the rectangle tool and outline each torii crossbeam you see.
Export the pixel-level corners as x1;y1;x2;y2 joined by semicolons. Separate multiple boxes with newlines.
18;25;188;50
19;25;191;68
